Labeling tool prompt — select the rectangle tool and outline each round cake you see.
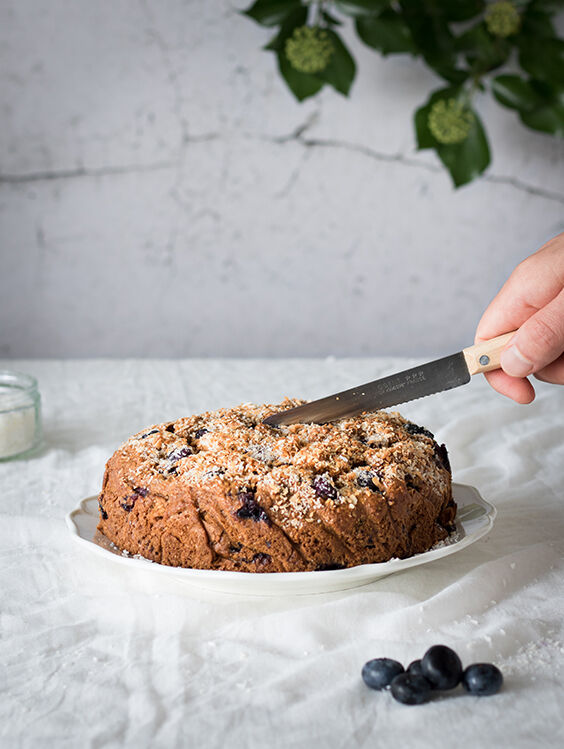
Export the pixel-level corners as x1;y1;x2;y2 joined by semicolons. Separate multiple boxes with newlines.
97;400;456;573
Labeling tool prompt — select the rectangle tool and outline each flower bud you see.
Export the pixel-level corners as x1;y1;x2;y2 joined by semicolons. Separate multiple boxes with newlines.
428;99;475;145
285;26;334;74
485;1;521;38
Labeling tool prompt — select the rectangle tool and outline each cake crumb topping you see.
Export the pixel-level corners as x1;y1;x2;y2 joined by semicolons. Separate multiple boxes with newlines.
115;399;450;532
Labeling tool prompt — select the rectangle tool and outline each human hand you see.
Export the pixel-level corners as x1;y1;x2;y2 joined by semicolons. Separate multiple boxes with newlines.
475;232;564;403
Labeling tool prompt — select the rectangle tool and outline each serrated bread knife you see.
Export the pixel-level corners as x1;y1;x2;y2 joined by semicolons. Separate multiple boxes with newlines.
263;331;517;426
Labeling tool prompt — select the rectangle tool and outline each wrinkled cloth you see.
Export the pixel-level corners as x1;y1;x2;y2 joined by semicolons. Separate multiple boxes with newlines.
1;358;563;749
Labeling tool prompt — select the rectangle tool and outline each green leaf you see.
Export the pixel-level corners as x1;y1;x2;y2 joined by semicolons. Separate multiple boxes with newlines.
520;103;564;136
414;105;436;149
414;87;490;187
414;86;462;150
277;50;325;101
321;9;343;26
456;22;510;73
518;38;564;86
438;0;485;22
530;79;564;106
398;0;468;84
436;111;491;188
243;0;303;27
263;7;307;51
334;0;390;17
356;9;416;55
431;66;469;87
519;7;556;38
260;5;324;101
491;75;544;112
316;30;356;96
267;13;355;99
492;74;564;136
527;0;564;12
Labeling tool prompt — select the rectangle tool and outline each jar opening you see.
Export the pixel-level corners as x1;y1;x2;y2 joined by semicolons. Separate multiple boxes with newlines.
0;370;39;413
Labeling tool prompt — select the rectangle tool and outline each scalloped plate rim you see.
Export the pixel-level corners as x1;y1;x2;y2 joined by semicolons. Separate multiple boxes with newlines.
65;482;496;596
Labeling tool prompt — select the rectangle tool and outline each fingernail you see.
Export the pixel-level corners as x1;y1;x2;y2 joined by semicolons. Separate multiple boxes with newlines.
500;345;534;378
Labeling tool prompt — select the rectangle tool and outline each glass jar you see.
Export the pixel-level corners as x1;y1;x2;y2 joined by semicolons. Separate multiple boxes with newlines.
0;370;42;460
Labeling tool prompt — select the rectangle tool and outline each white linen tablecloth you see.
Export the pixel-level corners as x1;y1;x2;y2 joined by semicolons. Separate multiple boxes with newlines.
1;358;564;749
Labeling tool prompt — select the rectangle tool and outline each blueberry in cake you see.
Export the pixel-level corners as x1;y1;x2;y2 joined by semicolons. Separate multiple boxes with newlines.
97;399;456;572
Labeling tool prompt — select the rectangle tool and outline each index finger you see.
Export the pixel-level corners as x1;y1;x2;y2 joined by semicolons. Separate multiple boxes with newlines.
475;256;562;343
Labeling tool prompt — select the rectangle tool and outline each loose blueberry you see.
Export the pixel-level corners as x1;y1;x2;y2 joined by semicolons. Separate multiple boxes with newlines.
462;663;503;696
167;446;192;462
312;474;338;501
361;658;404;690
407;659;425;678
390;673;432;705
421;645;462;690
405;422;434;439
194;428;209;438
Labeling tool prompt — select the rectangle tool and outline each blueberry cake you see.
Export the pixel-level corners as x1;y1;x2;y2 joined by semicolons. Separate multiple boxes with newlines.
97;400;456;573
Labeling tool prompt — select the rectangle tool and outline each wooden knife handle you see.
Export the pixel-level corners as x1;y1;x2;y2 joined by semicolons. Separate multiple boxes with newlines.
462;331;517;375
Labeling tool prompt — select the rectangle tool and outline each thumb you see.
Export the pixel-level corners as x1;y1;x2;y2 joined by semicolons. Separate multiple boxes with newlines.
500;289;564;378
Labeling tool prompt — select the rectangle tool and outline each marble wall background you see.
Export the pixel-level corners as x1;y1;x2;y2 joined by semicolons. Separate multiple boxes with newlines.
1;1;563;358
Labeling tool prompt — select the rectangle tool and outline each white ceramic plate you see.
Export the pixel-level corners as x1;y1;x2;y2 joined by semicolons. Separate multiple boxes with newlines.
65;483;495;596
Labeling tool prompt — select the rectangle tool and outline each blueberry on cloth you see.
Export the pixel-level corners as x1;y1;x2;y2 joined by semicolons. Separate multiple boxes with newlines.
421;645;462;690
390;673;433;705
407;659;425;678
462;664;503;696
361;658;404;690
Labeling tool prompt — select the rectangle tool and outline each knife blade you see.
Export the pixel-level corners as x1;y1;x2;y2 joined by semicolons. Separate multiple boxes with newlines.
263;331;516;426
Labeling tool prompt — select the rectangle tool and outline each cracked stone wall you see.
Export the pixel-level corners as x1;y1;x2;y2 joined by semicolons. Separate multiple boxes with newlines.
1;0;563;358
